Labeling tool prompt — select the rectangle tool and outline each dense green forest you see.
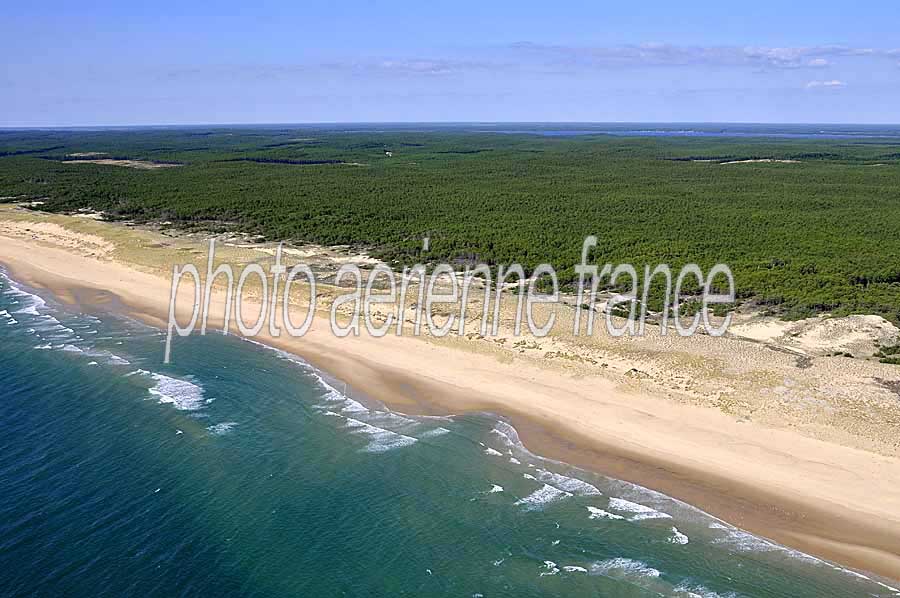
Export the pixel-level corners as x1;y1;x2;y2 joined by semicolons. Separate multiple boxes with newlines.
1;126;900;321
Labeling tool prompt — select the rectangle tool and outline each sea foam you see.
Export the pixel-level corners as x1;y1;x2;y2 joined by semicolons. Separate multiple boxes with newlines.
3;278;47;316
668;527;689;545
244;338;443;452
587;506;625;521
590;557;662;580
608;498;672;522
534;468;602;496
344;417;417;453
207;422;238;436
514;484;572;510
146;373;206;411
539;560;560;577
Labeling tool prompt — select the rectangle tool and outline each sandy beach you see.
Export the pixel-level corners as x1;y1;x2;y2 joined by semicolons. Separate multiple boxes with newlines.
2;206;900;583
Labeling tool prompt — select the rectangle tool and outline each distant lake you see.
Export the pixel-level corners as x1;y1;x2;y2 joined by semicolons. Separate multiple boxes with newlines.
470;125;900;140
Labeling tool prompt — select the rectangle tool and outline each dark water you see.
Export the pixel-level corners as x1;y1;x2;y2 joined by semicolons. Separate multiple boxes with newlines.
1;269;898;597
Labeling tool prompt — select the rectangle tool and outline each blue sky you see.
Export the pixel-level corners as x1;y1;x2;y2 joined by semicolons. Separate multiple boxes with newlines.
3;0;900;125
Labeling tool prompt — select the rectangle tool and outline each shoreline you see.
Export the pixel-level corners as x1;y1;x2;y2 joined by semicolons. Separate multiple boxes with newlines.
3;230;900;584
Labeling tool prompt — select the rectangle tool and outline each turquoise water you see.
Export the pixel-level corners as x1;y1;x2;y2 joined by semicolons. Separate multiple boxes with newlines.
1;269;898;598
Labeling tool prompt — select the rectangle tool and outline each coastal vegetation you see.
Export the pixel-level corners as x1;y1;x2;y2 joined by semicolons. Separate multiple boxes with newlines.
2;127;900;322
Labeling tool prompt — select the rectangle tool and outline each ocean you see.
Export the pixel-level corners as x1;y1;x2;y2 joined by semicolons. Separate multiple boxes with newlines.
1;268;898;598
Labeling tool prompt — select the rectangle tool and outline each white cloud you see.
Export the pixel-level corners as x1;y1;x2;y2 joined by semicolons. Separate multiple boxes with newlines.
511;43;900;70
806;79;847;89
157;44;899;84
322;58;501;77
377;60;456;75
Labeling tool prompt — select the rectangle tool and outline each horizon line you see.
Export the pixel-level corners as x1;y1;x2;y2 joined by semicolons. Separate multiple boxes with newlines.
3;120;900;131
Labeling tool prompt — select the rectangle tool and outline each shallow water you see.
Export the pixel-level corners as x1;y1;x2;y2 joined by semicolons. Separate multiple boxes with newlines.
1;269;898;597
